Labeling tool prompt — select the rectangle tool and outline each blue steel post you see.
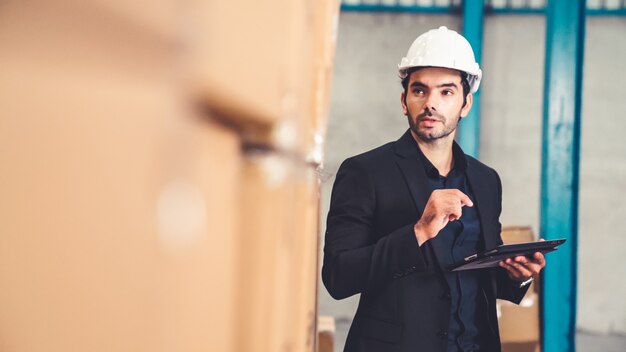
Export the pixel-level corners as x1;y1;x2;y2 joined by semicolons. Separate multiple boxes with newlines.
460;0;484;158
541;1;585;351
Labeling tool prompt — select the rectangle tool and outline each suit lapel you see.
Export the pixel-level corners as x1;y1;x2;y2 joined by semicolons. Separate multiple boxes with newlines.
393;130;431;216
393;131;451;285
465;164;498;250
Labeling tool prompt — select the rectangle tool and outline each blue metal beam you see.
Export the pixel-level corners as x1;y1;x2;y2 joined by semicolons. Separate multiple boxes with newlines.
340;1;626;16
586;8;626;16
540;0;585;351
339;4;457;14
486;7;545;15
459;0;484;158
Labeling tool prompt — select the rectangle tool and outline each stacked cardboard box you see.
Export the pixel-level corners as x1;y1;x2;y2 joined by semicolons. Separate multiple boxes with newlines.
318;316;336;352
498;226;541;352
213;2;340;351
0;1;340;351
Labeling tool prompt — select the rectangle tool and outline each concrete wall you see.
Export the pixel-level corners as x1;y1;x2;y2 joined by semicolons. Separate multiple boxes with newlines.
578;16;626;335
319;12;626;349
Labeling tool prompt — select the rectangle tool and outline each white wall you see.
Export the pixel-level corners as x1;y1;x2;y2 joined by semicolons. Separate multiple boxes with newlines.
577;16;626;335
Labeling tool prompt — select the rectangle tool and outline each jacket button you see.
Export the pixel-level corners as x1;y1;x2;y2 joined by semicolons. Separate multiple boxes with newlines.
439;292;451;300
437;330;448;339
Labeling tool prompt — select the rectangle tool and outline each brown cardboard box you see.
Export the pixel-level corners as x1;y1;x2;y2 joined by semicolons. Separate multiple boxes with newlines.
188;0;340;162
289;3;340;347
187;0;339;350
498;292;540;341
202;1;338;349
291;169;323;351
236;154;322;352
501;226;538;244
0;1;244;350
498;227;541;352
318;316;335;352
188;0;314;131
303;0;340;162
0;0;338;351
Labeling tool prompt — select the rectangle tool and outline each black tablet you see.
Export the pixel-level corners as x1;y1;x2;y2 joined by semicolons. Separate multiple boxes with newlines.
449;238;567;271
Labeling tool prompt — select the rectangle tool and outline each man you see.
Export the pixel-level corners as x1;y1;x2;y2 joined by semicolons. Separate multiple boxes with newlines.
322;26;546;352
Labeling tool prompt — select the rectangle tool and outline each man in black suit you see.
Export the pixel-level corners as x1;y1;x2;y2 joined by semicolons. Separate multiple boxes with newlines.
322;26;546;352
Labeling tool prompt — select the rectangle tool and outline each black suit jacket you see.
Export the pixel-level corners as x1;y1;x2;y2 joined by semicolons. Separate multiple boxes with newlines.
322;130;529;352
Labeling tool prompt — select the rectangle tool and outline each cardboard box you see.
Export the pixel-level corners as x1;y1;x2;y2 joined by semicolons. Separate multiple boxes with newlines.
498;292;540;341
318;316;335;352
0;2;243;350
0;1;337;351
189;0;313;130
498;227;541;352
303;0;340;162
235;155;322;352
501;226;537;244
291;170;323;352
189;0;340;166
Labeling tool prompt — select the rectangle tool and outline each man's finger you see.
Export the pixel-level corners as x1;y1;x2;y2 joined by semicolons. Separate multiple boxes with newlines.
532;252;546;266
454;190;474;207
511;256;529;265
448;206;462;221
507;259;533;277
500;261;524;279
515;259;544;276
523;263;543;276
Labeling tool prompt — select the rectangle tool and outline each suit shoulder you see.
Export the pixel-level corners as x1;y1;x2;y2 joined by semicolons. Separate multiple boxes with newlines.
466;154;499;178
343;142;396;168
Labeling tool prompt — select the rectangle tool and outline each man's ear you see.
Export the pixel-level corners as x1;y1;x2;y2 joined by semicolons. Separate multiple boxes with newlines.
400;91;408;116
460;93;473;118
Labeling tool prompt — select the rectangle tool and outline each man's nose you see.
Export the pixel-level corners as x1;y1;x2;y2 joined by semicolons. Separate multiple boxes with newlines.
423;93;439;112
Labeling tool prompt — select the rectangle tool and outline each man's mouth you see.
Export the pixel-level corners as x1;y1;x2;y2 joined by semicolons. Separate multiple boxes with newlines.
419;117;441;124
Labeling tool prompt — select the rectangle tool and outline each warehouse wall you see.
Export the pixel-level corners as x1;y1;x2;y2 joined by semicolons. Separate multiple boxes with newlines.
577;16;626;336
318;12;626;349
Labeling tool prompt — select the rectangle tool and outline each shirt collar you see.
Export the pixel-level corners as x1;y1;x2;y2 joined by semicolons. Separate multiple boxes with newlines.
416;140;468;179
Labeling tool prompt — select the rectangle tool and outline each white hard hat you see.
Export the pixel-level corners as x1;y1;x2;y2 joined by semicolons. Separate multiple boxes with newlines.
398;26;482;93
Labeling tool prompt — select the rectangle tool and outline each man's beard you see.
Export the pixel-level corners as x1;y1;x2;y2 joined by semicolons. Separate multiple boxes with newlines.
408;108;461;141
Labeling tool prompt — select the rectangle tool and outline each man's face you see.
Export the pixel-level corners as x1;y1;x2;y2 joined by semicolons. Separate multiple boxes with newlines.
400;67;473;143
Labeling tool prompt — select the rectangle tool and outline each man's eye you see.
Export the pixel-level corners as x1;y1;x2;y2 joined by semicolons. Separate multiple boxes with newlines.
442;90;453;96
413;89;425;95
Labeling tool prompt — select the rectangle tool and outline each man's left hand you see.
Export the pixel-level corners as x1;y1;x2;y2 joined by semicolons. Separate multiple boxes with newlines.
499;252;546;282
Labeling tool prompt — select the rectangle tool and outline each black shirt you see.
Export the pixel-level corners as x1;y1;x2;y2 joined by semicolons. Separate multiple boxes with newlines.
416;142;489;352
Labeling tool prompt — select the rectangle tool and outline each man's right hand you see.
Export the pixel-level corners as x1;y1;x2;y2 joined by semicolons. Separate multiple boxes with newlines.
414;189;474;246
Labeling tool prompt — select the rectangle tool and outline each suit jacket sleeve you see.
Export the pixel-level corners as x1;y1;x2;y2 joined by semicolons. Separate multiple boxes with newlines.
322;157;429;300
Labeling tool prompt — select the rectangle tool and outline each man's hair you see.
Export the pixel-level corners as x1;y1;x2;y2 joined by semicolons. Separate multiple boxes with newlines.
401;67;471;108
